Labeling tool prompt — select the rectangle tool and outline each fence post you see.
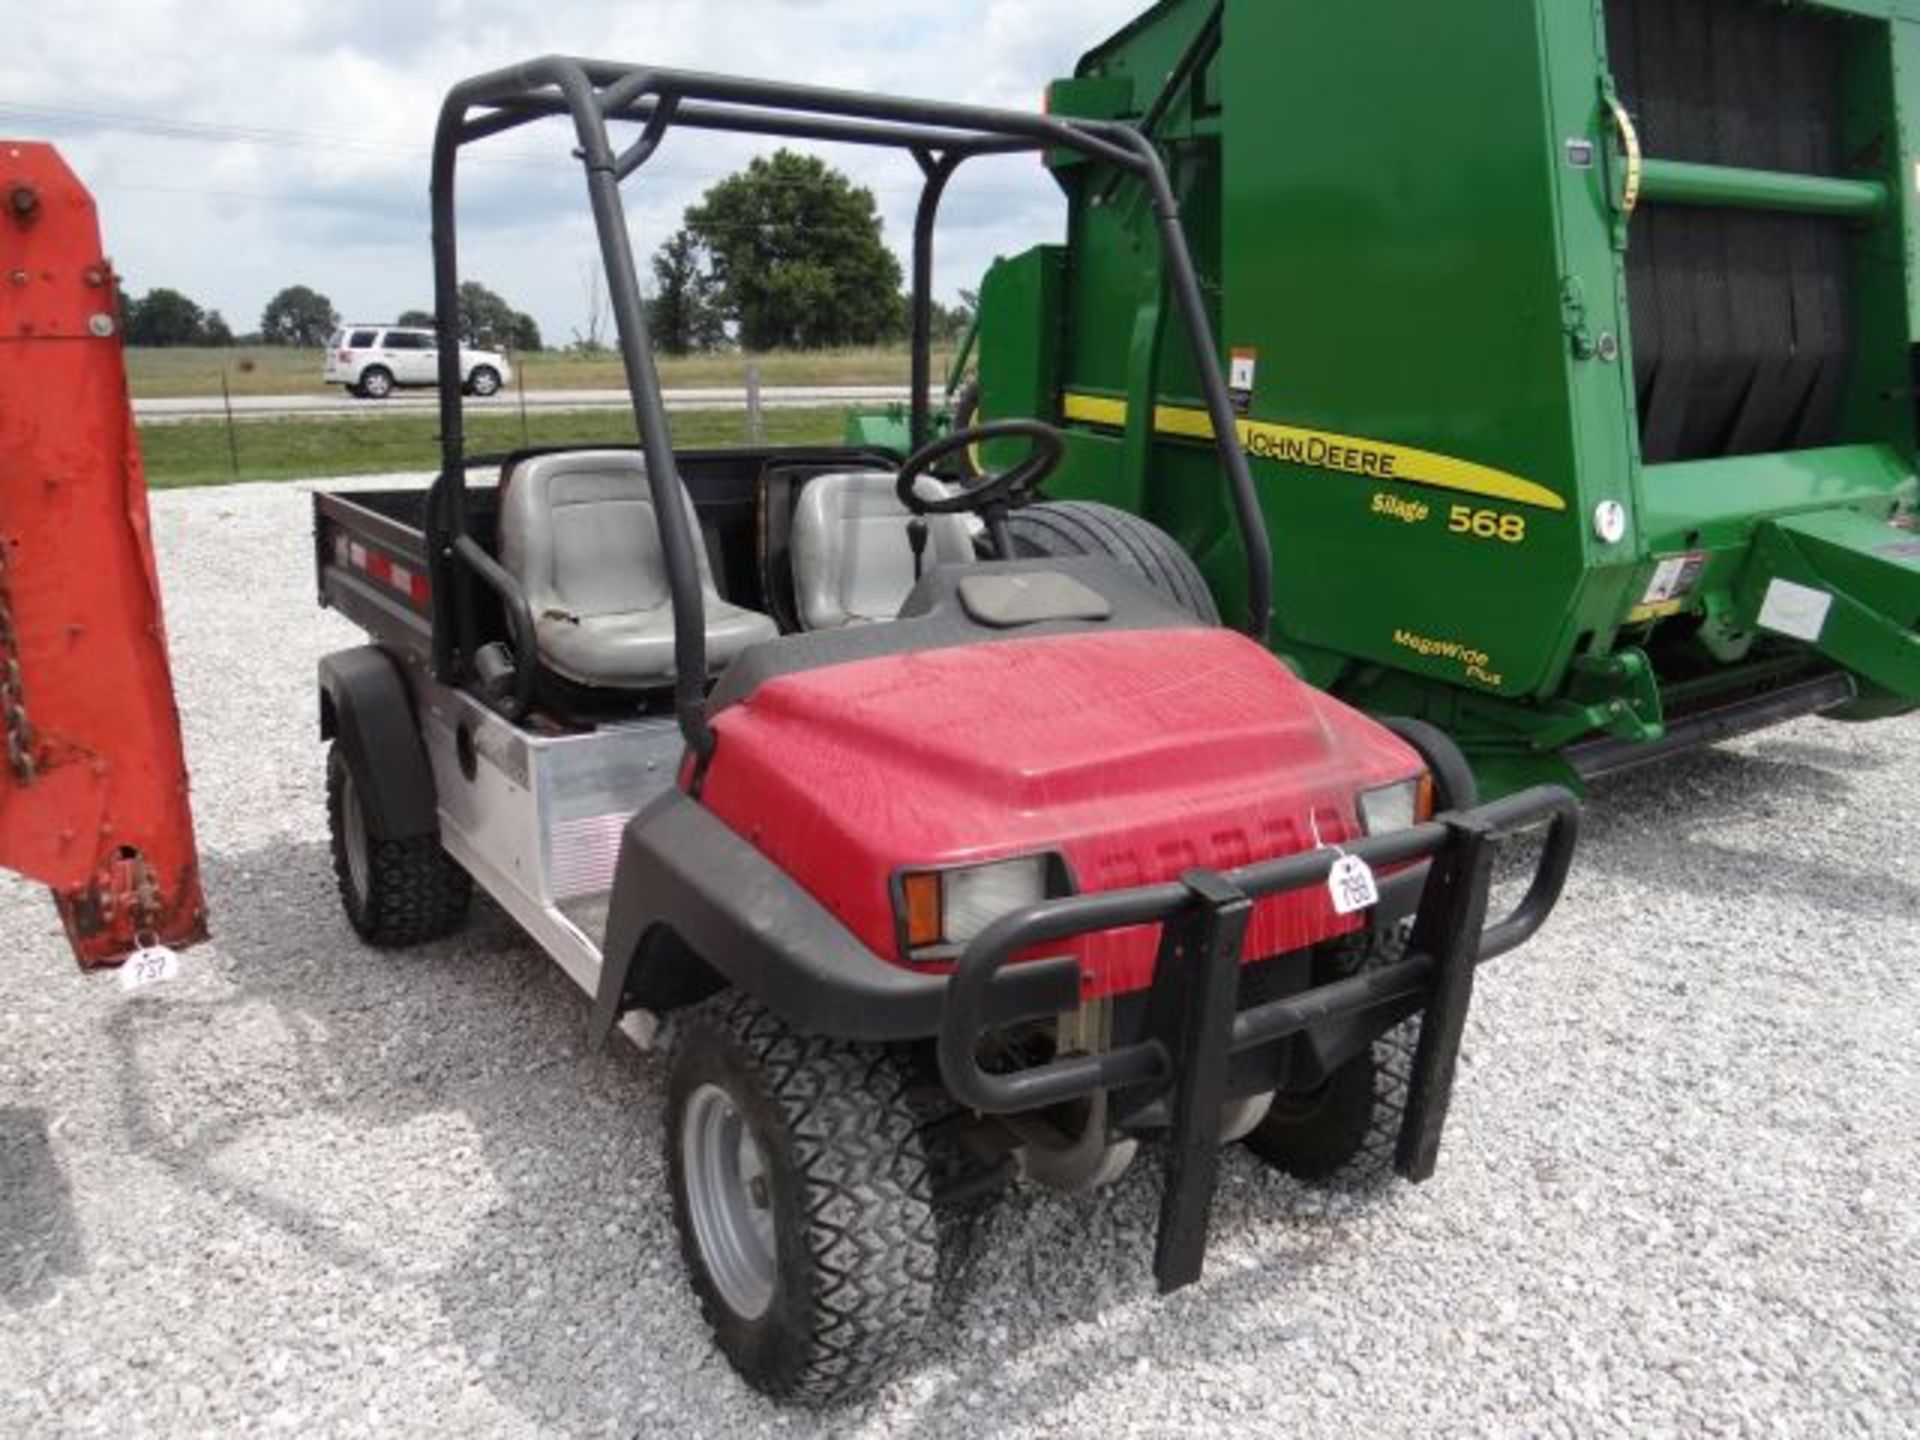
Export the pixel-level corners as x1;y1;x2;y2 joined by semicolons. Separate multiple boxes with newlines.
745;359;765;446
220;367;240;479
516;352;530;448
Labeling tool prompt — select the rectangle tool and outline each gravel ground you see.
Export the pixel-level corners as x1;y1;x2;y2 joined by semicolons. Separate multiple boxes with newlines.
2;477;1916;1437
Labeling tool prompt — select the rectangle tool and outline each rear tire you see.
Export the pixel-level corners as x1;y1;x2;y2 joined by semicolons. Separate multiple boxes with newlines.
357;366;394;400
325;743;470;947
666;993;938;1405
1243;937;1415;1188
1008;501;1221;624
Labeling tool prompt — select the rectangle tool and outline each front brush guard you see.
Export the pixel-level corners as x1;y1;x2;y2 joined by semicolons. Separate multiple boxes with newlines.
936;784;1581;1293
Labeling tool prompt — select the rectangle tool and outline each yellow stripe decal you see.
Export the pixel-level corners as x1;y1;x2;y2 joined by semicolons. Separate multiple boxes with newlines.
1061;393;1568;513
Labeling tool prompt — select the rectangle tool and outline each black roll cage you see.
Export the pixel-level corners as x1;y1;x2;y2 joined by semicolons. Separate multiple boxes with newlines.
426;55;1272;760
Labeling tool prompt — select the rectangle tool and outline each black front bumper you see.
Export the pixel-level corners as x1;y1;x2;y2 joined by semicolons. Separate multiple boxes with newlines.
590;781;1579;1295
935;785;1581;1293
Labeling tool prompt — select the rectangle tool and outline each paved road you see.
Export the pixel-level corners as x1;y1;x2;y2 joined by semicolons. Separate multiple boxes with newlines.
133;384;915;423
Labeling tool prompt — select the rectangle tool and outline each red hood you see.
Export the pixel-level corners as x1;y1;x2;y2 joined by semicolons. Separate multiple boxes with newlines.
699;627;1422;996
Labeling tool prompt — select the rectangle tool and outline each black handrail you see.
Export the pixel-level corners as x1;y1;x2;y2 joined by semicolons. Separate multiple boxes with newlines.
451;534;539;721
426;56;1278;759
1462;787;1582;961
908;149;965;454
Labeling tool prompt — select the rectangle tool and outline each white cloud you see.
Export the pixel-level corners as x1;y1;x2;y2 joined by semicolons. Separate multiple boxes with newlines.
1;0;1146;343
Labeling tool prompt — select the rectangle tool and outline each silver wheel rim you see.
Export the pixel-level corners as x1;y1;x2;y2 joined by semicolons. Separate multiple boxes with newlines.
682;1083;777;1319
364;371;390;397
472;370;498;395
340;767;371;900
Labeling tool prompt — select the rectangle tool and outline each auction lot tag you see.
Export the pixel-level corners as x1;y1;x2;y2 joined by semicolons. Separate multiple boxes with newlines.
1327;854;1380;916
118;944;180;991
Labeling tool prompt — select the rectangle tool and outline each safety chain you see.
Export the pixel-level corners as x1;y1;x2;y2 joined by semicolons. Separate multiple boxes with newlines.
0;543;36;785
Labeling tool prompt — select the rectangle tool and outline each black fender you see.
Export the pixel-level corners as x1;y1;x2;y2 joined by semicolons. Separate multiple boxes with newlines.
587;789;1077;1049
1364;715;1480;935
317;646;439;839
1378;715;1478;813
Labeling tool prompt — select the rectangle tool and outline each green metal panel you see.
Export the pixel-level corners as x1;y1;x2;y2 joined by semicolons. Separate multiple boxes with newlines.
1762;507;1920;624
1803;0;1920;20
1639;444;1914;544
1834;14;1919;454
976;245;1065;451
1213;1;1604;702
1894;18;1920;339
988;0;1920;792
1739;509;1920;698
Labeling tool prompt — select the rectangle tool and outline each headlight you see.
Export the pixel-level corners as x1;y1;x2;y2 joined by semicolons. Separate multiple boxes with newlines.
896;855;1056;959
1358;775;1432;835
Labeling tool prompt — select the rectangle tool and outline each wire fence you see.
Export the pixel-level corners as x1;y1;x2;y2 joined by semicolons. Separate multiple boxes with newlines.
140;362;867;489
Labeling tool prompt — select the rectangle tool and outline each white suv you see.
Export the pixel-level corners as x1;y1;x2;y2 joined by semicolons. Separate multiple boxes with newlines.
323;325;513;400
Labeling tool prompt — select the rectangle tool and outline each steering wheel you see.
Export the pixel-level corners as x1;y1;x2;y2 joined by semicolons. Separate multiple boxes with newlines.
895;419;1065;519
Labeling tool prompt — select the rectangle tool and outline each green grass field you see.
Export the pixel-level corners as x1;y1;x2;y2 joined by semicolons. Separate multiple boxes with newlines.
125;344;947;399
137;408;856;489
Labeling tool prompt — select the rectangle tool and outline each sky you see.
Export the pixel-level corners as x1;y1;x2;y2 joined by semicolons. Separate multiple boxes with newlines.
1;0;1150;346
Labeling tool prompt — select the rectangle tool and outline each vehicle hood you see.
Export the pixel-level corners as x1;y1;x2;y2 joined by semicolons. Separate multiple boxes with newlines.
699;627;1423;992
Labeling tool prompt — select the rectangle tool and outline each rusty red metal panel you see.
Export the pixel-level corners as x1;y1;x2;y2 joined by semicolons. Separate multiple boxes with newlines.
0;141;207;966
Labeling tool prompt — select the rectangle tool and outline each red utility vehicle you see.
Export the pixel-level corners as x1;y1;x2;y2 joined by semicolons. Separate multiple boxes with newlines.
307;59;1578;1402
2;66;1579;1407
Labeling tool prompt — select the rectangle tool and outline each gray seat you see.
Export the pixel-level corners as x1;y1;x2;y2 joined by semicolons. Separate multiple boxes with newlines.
789;472;977;630
498;450;777;690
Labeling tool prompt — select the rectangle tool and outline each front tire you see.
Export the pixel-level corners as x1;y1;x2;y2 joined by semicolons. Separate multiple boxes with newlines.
467;365;502;397
1243;938;1416;1187
325;743;471;947
1241;717;1466;1183
667;994;938;1405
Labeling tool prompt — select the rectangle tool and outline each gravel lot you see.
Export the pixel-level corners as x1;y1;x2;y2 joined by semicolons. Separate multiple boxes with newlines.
2;478;1915;1437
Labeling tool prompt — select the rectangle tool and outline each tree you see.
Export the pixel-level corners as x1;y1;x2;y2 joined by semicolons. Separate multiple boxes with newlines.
571;261;610;353
122;287;209;347
454;280;542;351
201;309;235;347
260;285;339;347
683;149;904;350
646;230;725;356
396;308;436;328
506;311;543;352
925;295;976;345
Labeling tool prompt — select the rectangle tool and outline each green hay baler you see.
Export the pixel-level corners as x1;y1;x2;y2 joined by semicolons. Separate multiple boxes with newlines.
957;0;1920;794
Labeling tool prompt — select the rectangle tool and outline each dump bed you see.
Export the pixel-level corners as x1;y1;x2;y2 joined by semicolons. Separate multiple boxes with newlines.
313;488;445;665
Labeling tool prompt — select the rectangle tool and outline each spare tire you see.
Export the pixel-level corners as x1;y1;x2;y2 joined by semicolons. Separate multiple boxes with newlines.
1007;501;1221;625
